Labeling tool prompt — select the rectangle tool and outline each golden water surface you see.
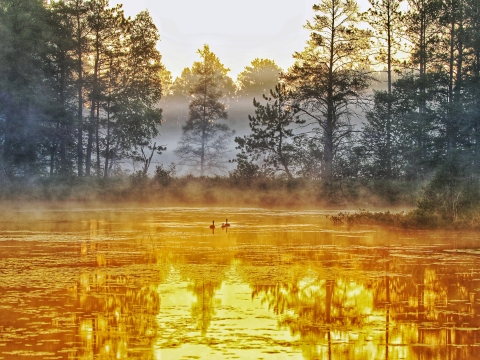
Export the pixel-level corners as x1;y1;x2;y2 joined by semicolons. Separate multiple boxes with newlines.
0;207;479;360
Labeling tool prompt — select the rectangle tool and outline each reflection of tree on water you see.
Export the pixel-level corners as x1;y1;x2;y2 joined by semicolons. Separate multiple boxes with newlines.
252;270;372;359
244;244;480;360
188;280;222;336
72;273;161;359
411;268;480;360
71;240;167;359
178;240;232;336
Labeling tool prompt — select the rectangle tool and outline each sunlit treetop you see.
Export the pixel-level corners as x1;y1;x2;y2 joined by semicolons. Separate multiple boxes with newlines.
236;58;283;98
171;45;236;98
297;0;372;71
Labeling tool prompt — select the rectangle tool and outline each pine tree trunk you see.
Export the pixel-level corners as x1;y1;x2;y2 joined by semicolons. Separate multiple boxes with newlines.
201;127;205;177
50;143;56;176
104;100;111;177
96;100;101;176
386;0;392;178
324;10;336;181
448;7;456;153
86;32;100;176
76;8;84;177
59;58;67;175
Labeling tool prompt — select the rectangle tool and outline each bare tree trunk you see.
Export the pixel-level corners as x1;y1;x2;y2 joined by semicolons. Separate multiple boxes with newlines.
455;1;464;100
448;5;456;153
107;143;118;176
86;125;93;175
200;80;207;177
141;143;156;176
278;129;293;180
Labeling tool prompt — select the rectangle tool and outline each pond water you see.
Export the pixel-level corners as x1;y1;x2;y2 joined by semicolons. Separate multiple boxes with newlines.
0;207;479;360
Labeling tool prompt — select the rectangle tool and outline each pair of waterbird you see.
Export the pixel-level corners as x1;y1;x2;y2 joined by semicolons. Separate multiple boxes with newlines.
210;219;230;229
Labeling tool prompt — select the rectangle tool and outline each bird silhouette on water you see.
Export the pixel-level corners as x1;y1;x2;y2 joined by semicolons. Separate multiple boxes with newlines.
211;219;231;233
221;219;231;232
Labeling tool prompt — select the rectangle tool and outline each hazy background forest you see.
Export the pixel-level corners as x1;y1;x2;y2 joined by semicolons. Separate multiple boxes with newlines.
1;0;480;227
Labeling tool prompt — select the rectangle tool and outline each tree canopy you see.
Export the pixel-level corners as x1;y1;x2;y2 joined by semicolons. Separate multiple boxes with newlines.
236;58;282;98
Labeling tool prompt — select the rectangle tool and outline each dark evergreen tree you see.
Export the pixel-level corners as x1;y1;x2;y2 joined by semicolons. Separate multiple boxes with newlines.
84;0;125;176
235;83;297;179
362;91;403;178
45;1;78;176
285;0;372;180
174;45;234;176
57;0;90;176
0;0;52;178
363;0;404;178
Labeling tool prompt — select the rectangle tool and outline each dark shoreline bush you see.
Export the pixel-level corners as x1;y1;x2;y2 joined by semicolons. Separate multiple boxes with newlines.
327;209;440;229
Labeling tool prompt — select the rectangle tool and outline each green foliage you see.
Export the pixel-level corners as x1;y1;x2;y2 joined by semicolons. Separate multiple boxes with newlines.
154;163;176;186
100;10;164;176
235;83;297;179
417;157;480;224
229;154;260;185
361;91;401;178
0;0;166;180
2;0;480;229
0;0;53;177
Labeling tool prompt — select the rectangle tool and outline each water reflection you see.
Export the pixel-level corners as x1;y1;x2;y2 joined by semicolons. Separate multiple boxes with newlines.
0;208;479;359
242;244;480;360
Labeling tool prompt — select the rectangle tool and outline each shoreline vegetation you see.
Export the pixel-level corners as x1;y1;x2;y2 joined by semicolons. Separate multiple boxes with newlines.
0;174;420;208
1;171;478;230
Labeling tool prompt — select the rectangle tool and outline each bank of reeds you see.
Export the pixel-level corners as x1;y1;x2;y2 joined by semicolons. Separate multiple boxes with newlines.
328;175;480;231
327;208;480;230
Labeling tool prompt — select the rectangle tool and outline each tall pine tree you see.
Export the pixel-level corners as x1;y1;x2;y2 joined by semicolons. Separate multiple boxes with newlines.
174;45;234;176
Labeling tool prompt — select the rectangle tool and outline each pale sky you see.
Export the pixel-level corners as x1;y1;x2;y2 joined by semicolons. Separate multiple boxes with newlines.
110;0;372;80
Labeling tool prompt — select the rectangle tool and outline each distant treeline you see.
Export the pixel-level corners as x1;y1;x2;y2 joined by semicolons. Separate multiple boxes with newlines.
1;0;480;223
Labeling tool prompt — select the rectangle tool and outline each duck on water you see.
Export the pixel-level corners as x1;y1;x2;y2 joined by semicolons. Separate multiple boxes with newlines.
222;219;230;228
